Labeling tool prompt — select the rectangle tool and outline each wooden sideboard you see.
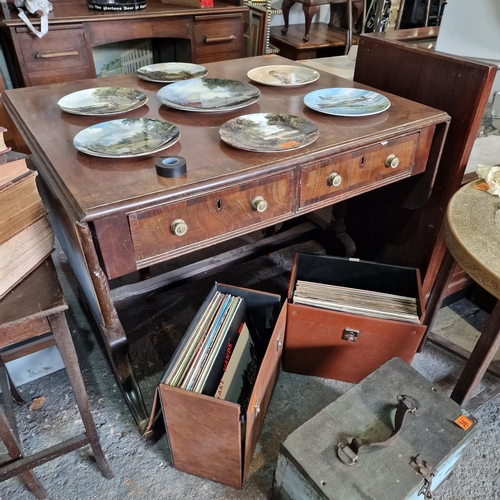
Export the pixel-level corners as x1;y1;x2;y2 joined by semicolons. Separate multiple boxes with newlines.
0;0;247;87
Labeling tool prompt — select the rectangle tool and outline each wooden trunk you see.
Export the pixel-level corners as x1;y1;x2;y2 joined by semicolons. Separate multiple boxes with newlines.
155;283;286;489
283;253;426;382
273;357;477;500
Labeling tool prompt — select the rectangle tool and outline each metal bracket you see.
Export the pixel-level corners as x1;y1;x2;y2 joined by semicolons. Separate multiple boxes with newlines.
342;328;359;342
411;455;436;499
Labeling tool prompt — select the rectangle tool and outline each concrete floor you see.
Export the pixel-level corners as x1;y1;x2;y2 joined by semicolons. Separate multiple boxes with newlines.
1;238;499;500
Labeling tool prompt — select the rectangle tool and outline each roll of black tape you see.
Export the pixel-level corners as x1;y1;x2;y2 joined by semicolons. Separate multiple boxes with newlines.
155;156;187;178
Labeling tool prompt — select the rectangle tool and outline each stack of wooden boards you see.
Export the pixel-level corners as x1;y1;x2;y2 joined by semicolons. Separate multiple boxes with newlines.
0;131;54;299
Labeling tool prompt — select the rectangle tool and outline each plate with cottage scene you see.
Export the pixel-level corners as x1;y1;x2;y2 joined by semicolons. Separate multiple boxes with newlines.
157;78;261;112
303;88;391;117
73;118;180;158
137;62;208;83
219;113;319;152
247;65;320;87
58;87;148;116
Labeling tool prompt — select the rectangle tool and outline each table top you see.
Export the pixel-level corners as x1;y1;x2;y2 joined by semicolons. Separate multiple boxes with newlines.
3;54;449;223
0;0;245;25
444;180;500;300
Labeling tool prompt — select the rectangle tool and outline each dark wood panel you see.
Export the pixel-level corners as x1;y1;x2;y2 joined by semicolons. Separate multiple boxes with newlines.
160;385;243;489
348;31;497;300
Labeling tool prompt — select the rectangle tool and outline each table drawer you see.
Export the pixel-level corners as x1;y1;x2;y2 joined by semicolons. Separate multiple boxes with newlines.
299;132;419;209
18;28;92;75
128;172;294;266
193;15;244;62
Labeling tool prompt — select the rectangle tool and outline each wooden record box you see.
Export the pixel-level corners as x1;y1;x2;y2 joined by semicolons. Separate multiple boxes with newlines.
151;283;286;489
283;253;427;383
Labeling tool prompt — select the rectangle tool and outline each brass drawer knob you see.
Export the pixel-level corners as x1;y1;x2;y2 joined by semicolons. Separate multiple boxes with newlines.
385;154;400;169
252;196;268;213
327;172;342;187
170;219;188;236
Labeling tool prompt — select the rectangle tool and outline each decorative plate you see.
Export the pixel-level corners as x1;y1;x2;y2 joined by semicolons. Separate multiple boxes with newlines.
247;65;320;87
58;87;147;116
157;78;261;112
137;62;208;83
219;113;319;152
303;88;391;117
73;118;180;158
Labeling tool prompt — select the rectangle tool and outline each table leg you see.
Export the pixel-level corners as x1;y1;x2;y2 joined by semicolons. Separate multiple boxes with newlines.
39;179;149;430
418;248;456;352
451;299;500;407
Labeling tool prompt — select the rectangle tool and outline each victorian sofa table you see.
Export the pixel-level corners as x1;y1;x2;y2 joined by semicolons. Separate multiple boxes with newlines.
3;54;449;430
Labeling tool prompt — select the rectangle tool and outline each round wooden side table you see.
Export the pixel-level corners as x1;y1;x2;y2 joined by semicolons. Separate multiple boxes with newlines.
424;179;500;408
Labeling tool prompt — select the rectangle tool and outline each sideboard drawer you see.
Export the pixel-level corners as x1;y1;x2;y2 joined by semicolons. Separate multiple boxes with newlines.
193;15;244;63
17;28;93;84
299;133;419;209
128;172;294;266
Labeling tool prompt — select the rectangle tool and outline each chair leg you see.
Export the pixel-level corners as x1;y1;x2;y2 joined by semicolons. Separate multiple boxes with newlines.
0;357;20;440
0;406;47;499
302;4;320;41
0;355;25;404
281;0;295;34
47;312;114;480
345;0;353;54
373;0;386;31
423;0;431;27
395;0;405;29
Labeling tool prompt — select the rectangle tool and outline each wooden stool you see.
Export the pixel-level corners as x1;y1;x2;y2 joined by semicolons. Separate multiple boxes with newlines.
0;258;113;499
281;0;364;51
420;180;500;409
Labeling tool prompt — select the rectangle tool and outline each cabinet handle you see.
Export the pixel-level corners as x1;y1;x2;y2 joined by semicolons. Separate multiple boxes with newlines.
252;196;268;213
385;154;400;169
35;50;79;59
170;219;188;236
327;172;342;187
204;34;236;44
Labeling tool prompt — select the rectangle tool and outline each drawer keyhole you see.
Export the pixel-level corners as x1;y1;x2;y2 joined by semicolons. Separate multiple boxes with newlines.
360;156;365;167
216;199;223;211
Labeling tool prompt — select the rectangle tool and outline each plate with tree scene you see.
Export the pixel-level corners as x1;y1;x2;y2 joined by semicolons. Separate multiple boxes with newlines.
137;62;208;83
58;87;148;116
157;78;261;112
303;88;391;117
73;118;180;158
219;113;319;152
247;65;320;87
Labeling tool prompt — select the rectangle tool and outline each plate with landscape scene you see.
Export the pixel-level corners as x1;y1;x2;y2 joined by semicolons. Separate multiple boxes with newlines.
219;113;319;152
303;88;391;117
73;118;180;158
137;62;208;83
247;65;320;87
157;78;261;112
58;87;148;116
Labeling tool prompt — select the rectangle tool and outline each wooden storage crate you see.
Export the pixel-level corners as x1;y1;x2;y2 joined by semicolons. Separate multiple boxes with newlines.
273;357;477;500
150;283;286;489
284;253;427;383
